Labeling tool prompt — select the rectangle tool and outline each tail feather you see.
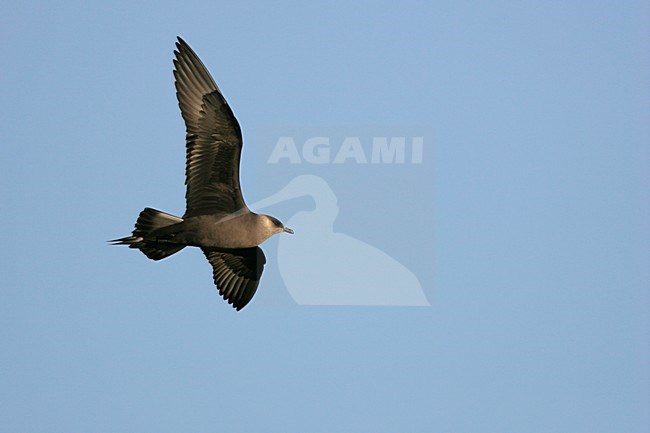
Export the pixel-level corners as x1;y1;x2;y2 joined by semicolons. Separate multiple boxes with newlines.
110;208;185;261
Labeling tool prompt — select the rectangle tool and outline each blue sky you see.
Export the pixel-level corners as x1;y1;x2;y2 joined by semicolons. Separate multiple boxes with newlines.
1;1;648;432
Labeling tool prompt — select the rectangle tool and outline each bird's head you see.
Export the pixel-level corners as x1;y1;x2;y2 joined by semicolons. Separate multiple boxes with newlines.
263;215;294;235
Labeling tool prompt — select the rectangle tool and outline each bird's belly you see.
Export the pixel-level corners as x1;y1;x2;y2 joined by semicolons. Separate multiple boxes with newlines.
180;215;260;249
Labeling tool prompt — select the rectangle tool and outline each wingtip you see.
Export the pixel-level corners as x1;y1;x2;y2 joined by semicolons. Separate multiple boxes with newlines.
176;36;189;51
234;300;247;311
174;37;192;62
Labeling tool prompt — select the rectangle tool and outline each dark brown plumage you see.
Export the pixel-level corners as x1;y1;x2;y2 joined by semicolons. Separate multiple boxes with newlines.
111;37;293;311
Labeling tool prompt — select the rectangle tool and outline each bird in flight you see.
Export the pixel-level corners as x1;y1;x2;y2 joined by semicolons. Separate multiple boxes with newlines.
111;37;293;311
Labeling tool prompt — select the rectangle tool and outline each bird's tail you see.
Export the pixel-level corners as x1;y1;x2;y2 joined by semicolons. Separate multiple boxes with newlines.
109;207;185;261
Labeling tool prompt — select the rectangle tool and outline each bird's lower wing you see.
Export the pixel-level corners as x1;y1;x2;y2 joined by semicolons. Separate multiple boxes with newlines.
202;247;266;310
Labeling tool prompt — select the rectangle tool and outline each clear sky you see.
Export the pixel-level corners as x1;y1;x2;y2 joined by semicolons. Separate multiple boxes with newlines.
1;1;648;432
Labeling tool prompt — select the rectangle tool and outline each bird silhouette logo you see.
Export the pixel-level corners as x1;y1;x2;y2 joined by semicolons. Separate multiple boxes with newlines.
252;175;429;306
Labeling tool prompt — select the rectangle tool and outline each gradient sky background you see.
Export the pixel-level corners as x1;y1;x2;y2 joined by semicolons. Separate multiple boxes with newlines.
1;1;649;432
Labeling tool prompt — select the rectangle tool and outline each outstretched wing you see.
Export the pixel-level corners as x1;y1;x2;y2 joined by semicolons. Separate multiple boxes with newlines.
202;247;266;311
173;37;247;217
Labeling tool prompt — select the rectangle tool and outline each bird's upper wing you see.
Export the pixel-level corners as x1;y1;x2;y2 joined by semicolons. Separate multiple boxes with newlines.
203;247;266;310
173;37;246;218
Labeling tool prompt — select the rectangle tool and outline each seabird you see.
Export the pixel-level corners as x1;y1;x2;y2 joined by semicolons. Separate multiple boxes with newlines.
110;37;293;311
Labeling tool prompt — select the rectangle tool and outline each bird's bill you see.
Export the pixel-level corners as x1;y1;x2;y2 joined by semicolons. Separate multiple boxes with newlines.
283;227;294;234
